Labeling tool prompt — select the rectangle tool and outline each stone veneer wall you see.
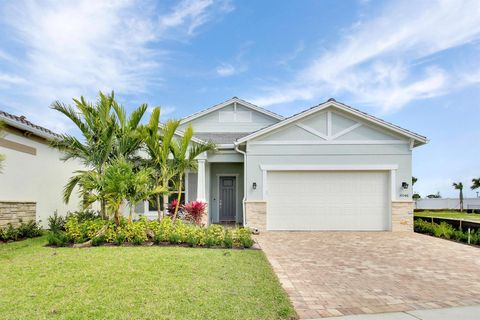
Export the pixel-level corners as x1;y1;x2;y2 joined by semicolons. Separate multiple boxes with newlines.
391;200;414;232
0;201;36;227
245;201;267;232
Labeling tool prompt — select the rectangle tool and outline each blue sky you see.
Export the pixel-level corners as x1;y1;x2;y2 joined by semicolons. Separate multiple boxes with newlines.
0;0;479;198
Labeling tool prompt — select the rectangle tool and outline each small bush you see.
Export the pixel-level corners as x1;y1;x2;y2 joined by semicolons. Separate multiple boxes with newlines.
48;211;65;232
17;220;43;238
113;232;126;246
235;228;254;248
434;222;454;239
223;229;233;248
67;209;100;223
47;231;68;247
91;235;106;246
206;224;224;247
414;219;435;235
2;224;19;241
183;201;207;225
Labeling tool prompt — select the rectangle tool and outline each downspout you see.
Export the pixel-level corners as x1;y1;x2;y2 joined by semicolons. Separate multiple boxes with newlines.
235;143;247;227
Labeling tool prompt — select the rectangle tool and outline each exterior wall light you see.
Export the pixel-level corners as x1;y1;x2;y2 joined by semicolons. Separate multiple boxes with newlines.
402;182;409;189
252;182;257;190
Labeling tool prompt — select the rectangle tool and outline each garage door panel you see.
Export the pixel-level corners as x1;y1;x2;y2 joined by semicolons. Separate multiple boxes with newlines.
266;171;389;231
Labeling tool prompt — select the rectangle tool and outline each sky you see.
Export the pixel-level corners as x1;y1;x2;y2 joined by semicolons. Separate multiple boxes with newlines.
0;0;479;198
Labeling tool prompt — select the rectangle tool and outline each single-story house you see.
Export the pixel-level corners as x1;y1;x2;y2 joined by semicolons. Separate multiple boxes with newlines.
0;111;82;227
138;97;428;232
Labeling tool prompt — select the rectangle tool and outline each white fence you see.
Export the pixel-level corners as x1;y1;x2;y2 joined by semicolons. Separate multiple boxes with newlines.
415;198;480;210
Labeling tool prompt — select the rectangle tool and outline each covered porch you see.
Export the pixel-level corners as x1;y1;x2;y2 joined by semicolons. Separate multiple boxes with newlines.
187;151;244;225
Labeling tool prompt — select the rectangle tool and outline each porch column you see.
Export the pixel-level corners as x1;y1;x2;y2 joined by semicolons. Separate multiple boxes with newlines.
197;159;206;202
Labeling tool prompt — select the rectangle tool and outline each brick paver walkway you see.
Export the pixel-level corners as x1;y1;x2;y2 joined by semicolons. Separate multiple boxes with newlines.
256;232;480;319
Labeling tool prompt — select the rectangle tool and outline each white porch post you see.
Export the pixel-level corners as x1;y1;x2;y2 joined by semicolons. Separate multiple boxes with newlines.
197;159;206;202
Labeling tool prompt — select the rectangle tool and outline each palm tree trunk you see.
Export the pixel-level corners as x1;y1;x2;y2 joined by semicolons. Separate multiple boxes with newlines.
100;199;106;219
460;189;464;212
172;174;183;223
156;194;161;221
128;204;133;223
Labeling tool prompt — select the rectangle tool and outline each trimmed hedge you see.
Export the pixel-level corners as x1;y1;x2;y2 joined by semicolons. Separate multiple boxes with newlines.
414;219;480;245
47;216;255;249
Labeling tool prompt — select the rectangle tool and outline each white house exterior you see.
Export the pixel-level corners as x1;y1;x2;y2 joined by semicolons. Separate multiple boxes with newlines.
140;97;428;232
0;111;82;227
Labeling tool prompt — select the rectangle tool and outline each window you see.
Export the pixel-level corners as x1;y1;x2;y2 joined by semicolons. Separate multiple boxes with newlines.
148;176;186;212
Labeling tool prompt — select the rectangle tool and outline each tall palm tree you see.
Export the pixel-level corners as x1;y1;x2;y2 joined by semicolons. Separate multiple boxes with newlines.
472;178;480;191
452;182;464;212
51;91;148;218
143;107;180;220
170;125;216;222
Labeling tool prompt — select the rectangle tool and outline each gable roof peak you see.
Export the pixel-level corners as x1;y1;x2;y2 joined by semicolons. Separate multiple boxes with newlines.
180;97;284;124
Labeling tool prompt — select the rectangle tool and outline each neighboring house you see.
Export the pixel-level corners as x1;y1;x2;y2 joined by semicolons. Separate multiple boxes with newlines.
138;97;428;232
0;111;81;227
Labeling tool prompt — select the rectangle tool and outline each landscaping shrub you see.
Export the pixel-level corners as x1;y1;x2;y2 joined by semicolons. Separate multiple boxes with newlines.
17;220;43;238
223;229;233;248
433;222;454;239
235;227;255;248
47;231;68;247
0;221;43;242
414;219;435;235
46;214;254;249
67;209;101;223
48;211;66;232
183;201;207;225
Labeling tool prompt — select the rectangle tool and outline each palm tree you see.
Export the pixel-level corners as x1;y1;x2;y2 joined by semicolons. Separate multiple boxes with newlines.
412;176;417;186
170;125;216;222
51;92;148;218
472;178;480;191
452;182;464;212
143;107;180;220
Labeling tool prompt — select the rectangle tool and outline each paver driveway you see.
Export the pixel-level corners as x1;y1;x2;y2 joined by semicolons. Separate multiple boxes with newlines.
256;232;480;319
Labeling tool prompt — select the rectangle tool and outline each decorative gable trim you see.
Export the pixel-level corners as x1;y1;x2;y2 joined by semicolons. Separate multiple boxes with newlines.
180;97;284;125
235;99;428;146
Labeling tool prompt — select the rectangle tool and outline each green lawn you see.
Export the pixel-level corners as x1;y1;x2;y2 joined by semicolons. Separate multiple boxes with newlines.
415;211;480;222
0;237;296;320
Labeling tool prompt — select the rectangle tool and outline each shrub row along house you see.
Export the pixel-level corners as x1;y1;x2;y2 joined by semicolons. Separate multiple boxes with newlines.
0;96;427;231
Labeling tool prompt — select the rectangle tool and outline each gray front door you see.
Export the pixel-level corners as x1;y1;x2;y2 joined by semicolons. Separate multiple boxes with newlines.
219;176;236;221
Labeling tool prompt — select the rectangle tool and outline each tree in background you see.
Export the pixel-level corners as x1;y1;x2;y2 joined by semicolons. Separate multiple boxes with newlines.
170;125;216;222
412;176;418;186
472;178;480;191
452;182;464;212
426;192;441;199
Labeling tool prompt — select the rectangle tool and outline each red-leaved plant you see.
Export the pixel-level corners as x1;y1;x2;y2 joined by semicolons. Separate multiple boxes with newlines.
183;201;207;225
167;199;182;216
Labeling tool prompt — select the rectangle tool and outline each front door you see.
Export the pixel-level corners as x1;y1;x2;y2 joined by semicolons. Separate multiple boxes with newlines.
219;176;236;221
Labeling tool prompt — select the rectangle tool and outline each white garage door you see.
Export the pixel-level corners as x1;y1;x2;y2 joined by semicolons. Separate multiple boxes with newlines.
266;171;390;231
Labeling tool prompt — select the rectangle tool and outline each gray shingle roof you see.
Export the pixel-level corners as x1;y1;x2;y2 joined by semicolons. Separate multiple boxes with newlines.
0;110;60;138
194;132;251;144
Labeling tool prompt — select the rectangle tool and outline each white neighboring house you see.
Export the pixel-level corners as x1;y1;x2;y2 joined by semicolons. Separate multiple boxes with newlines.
0;110;82;227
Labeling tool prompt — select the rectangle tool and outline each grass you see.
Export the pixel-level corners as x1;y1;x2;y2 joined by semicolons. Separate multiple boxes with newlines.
415;210;480;222
0;236;296;320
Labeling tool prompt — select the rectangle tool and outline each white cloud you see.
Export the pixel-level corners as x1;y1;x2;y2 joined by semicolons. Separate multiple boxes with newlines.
253;0;480;111
216;63;236;77
0;0;232;132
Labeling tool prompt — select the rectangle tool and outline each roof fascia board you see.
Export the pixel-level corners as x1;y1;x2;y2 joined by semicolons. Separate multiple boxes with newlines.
235;101;427;145
180;98;284;125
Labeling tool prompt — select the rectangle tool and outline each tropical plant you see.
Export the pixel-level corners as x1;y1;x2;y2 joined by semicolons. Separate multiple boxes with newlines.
50;91;148;218
170;125;216;221
183;201;207;225
472;178;480;190
143;107;180;220
452;182;464;212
